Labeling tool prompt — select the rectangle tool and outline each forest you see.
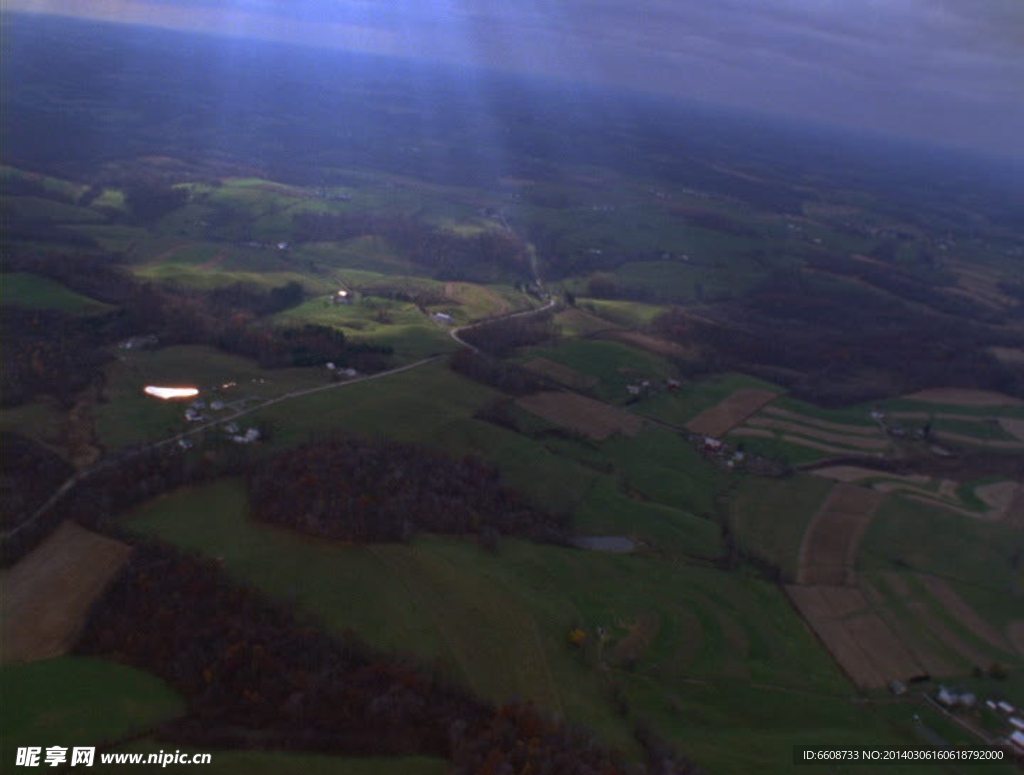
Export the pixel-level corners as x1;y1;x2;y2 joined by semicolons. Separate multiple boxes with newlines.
247;435;566;544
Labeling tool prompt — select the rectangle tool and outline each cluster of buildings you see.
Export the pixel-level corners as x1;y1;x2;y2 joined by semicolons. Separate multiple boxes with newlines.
325;363;358;377
934;685;1024;755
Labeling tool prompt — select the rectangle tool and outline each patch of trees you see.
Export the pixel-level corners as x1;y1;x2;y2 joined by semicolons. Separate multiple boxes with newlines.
670;205;759;237
457;311;557;356
2;215;102;250
6;253;137;305
0;433;73;531
249;435;566;544
75;542;693;773
449;349;549;395
0;306;123;407
798;247;995;321
653;273;1024;405
0;443;232;567
124;180;189;223
206;281;306;317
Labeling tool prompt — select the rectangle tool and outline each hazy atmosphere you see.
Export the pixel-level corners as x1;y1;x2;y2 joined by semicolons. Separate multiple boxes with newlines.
3;2;1024;774
8;0;1024;157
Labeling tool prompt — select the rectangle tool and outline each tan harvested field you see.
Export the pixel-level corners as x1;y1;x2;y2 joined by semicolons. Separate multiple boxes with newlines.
976;481;1022;519
918;576;1011;653
1000;418;1024;441
821;586;870;618
1;521;132;664
522;358;599;390
812;466;930;485
785;585;920;689
1006;487;1024;529
728;427;774;440
796;484;882;586
845;613;921;680
990;347;1024;366
762;406;880;436
686;388;779;437
903;388;1024;407
933;430;1024;450
596;330;695;359
1008;622;1024;656
746;417;888;450
516;391;642;440
781;435;885;457
890;410;998;422
903;494;984;520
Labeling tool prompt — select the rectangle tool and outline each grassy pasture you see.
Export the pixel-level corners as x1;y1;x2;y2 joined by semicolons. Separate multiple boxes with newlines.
250;359;497;449
575;298;668;328
121;478;880;772
858;495;1024;599
729;474;833;580
0;397;67;453
0;657;184;765
1;273;112;315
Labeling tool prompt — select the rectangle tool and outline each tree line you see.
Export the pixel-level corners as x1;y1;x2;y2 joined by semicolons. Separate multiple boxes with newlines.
247;435;567;544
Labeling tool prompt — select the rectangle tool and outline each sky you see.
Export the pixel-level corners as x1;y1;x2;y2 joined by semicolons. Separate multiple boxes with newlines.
6;0;1024;158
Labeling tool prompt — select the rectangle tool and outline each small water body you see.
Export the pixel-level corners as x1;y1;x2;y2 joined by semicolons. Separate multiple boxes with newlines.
570;536;636;553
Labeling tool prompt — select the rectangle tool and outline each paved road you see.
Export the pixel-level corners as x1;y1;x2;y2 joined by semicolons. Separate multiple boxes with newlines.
448;296;558;351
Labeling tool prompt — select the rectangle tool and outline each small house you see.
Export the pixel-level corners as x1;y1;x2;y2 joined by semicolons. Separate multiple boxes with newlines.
937;686;956;706
1010;730;1024;753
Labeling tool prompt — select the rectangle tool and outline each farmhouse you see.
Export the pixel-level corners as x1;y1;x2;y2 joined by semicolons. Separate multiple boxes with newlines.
1010;730;1024;753
432;311;454;325
332;289;352;305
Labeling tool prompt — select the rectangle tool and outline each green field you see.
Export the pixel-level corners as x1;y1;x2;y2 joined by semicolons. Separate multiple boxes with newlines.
2;272;112;315
858;495;1024;597
729;474;833;580
121;477;953;774
0;657;184;765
